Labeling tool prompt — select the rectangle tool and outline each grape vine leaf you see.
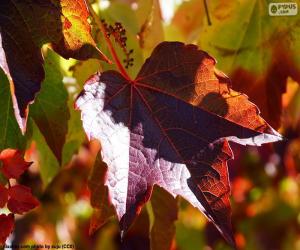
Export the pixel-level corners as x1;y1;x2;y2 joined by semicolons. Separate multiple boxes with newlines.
31;120;60;187
0;149;32;179
7;184;39;214
197;0;300;128
30;50;70;163
0;0;110;133
0;214;14;244
88;151;114;234
0;184;8;208
76;41;282;245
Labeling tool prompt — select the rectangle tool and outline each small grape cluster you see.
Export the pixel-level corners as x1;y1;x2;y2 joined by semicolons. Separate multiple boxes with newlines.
101;20;134;68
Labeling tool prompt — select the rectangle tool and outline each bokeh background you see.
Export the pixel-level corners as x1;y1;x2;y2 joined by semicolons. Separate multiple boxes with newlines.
1;0;299;249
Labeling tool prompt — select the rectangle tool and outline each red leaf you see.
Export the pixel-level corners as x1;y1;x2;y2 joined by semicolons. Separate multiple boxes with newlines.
7;185;39;214
76;42;282;245
0;184;8;208
0;213;14;244
88;152;114;234
0;149;32;179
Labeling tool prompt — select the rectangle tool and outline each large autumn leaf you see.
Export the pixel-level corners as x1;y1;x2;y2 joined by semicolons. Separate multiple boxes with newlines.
0;0;109;133
76;42;282;245
197;0;300;128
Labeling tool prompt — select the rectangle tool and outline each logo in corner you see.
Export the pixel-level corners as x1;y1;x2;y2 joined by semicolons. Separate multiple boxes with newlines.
270;4;278;14
269;2;298;16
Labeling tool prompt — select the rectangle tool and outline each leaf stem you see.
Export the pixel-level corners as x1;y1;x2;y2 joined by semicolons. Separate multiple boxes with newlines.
203;0;212;26
88;4;131;81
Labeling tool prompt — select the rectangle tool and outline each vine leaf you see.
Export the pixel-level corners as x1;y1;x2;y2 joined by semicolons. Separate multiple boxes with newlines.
7;185;39;214
0;214;14;244
76;41;282;246
30;51;70;163
0;0;110;133
88;152;114;234
0;148;39;243
0;149;32;179
149;186;178;250
0;184;8;207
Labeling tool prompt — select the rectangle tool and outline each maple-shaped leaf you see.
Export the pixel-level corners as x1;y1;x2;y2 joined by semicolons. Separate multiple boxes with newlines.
0;184;8;208
0;213;14;244
0;149;32;179
7;185;39;214
75;42;282;245
0;0;110;133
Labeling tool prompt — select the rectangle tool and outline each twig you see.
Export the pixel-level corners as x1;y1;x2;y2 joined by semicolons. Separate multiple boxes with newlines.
87;3;131;81
203;0;212;26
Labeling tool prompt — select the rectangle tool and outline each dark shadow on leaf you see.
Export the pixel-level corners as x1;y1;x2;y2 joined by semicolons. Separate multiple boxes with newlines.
198;92;229;117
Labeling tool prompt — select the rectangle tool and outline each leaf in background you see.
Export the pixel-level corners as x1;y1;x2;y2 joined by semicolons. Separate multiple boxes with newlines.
31;121;60;187
0;149;32;179
0;69;30;150
175;202;207;250
30;50;70;163
0;214;14;244
70;59;102;87
7;185;39;214
148;186;177;250
62;106;86;167
76;42;282;245
171;0;205;43
137;0;164;58
0;0;109;132
197;0;300;128
89;152;114;234
281;78;300;130
0;184;8;208
122;206;151;250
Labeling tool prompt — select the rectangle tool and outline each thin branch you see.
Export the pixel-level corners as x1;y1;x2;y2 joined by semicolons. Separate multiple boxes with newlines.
88;3;131;81
203;0;212;26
